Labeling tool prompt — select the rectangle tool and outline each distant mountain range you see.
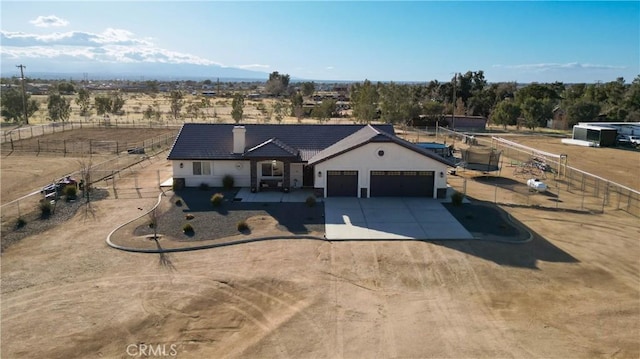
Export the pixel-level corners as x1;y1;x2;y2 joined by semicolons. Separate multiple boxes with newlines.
0;60;271;81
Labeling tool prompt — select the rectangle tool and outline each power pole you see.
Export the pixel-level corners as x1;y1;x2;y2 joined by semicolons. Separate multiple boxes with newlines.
452;72;456;130
16;64;29;124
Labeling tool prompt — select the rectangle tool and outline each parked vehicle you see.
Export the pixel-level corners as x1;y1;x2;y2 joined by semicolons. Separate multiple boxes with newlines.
527;178;547;193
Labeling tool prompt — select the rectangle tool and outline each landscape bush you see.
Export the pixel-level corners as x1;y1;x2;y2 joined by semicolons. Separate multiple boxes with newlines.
185;214;195;220
182;223;194;234
63;185;77;201
210;193;224;206
222;174;235;189
451;191;464;206
305;195;317;207
15;217;26;229
237;220;249;232
39;200;52;217
175;199;183;206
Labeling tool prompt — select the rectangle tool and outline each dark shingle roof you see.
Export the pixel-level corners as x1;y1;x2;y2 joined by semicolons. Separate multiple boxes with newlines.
167;123;395;161
307;124;455;166
245;138;299;158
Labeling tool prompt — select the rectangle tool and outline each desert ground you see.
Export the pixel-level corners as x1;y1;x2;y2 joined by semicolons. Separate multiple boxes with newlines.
1;125;639;358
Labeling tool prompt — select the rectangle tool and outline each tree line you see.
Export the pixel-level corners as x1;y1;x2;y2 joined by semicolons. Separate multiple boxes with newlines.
2;71;639;129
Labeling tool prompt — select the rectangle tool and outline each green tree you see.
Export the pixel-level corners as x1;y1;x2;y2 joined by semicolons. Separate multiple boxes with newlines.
231;93;244;123
272;100;286;124
301;82;315;97
265;71;290;96
290;92;303;119
521;98;547;130
110;91;125;115
186;102;202;121
75;88;91;117
351;79;379;123
169;90;184;120
378;82;419;126
57;82;75;94
312;99;336;123
491;100;521;130
47;91;71;122
94;95;112;116
1;88;38;123
565;100;601;126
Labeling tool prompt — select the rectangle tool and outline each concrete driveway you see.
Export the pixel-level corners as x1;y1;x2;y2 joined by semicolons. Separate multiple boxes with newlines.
324;197;473;240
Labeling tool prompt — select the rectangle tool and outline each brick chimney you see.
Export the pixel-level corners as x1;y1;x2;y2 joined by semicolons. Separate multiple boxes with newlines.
232;126;246;154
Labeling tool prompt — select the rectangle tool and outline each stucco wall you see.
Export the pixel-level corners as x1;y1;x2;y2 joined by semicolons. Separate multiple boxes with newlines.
314;143;449;198
290;163;303;189
172;160;251;187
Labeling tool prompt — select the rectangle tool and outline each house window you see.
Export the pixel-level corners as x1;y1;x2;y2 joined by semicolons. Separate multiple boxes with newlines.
193;161;211;175
261;161;283;177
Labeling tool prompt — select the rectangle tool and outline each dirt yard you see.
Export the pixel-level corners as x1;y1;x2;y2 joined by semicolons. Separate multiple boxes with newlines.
2;149;639;358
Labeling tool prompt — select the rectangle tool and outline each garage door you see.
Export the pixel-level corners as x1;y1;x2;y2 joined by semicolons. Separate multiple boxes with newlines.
370;171;434;197
327;170;358;197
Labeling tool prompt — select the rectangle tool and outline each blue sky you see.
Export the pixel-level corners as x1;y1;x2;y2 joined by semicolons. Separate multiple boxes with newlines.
1;1;638;83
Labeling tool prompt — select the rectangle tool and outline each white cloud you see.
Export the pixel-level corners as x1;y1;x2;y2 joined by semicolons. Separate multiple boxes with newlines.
235;64;270;70
29;15;69;28
0;28;221;66
493;62;626;71
326;66;334;70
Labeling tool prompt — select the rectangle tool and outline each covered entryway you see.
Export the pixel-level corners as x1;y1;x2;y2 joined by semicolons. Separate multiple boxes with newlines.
327;170;358;197
370;171;434;197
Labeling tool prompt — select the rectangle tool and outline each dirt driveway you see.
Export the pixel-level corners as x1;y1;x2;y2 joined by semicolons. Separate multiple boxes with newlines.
1;158;638;358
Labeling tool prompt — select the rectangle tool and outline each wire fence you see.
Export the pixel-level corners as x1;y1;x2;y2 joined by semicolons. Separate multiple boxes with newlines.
0;120;181;145
1;123;176;155
435;126;640;217
0;147;173;232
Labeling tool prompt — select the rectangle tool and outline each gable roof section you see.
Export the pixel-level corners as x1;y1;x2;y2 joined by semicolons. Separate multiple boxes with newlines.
167;123;395;161
245;138;299;158
307;124;455;167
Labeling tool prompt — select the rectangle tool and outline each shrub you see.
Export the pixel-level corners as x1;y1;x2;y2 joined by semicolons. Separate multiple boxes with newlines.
210;193;224;206
185;214;195;220
451;191;464;206
175;199;183;206
63;185;77;200
305;195;317;207
15;217;26;229
183;223;194;234
237;220;249;232
199;182;210;191
39;200;52;217
222;174;235;189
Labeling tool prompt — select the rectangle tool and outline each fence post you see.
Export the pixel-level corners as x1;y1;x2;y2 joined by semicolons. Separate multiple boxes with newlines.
494;183;497;204
37;139;40;154
30;127;34;138
157;170;161;189
64;140;67;156
89;140;92;155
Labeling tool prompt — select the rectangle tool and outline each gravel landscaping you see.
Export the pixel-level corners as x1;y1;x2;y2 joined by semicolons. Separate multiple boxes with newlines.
133;188;325;241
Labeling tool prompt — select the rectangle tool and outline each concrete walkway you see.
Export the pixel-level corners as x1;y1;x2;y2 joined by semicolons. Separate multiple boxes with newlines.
324;197;473;240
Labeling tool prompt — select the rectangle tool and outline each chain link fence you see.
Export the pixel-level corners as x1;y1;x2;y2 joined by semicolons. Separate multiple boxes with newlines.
435;126;639;217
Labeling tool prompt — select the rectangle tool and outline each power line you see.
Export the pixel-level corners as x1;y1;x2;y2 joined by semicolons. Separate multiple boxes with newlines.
16;64;29;125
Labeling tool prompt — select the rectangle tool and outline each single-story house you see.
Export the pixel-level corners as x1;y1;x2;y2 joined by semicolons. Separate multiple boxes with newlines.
167;123;455;198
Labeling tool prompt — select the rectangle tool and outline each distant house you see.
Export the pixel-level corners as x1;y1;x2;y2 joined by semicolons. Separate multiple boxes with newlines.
167;123;454;198
446;116;487;131
547;106;568;130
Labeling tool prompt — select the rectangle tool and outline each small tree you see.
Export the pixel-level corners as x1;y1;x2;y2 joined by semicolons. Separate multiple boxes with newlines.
169;90;184;120
47;91;71;122
231;93;244;123
1;88;39;123
75;88;92;117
